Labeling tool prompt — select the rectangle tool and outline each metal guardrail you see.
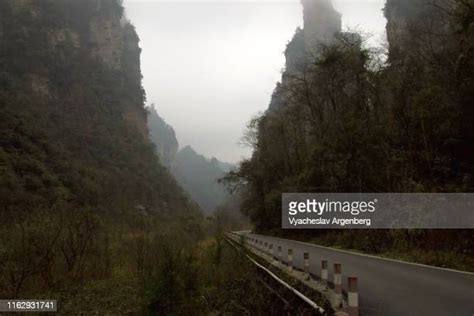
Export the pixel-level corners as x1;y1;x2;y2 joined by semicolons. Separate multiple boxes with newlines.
226;231;360;316
223;231;326;314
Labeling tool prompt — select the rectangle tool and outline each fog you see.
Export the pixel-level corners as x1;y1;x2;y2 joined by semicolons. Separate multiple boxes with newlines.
124;0;386;163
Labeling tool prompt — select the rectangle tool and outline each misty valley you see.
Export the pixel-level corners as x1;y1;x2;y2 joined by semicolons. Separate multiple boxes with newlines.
0;0;473;315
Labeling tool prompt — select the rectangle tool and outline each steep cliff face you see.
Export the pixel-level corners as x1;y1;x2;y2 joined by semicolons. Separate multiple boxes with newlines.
284;27;305;74
287;0;341;71
92;1;148;136
0;0;195;216
384;0;413;58
0;0;206;305
148;105;179;168
269;0;341;111
301;0;341;55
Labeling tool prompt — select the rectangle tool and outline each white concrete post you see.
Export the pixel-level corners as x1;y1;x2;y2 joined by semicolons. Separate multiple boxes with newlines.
288;249;293;272
303;252;310;280
278;246;282;265
333;263;342;307
348;277;359;316
321;260;328;287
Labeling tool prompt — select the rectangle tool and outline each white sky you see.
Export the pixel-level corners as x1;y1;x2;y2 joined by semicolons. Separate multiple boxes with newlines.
124;0;386;163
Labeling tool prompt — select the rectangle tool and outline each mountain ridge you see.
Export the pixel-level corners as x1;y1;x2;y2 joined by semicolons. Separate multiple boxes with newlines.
147;109;234;213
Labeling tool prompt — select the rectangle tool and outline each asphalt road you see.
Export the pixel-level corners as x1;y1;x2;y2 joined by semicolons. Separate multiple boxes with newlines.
238;232;474;316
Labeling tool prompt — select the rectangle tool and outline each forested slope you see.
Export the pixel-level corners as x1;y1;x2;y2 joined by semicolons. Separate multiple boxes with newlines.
224;0;474;269
0;0;203;311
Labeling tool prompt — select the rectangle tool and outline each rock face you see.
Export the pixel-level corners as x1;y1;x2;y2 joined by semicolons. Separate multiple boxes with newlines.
148;105;179;168
0;0;195;216
287;0;341;70
284;28;306;76
301;0;341;56
269;0;341;111
85;0;148;136
90;18;123;69
384;0;424;60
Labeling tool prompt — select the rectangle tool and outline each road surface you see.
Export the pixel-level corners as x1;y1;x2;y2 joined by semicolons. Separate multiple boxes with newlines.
238;232;474;316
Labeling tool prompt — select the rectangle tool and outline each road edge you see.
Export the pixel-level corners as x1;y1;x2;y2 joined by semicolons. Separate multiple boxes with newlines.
244;232;474;276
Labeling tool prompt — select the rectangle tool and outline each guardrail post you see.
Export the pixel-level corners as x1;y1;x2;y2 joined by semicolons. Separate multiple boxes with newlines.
264;242;268;255
303;252;310;280
278;246;282;265
269;244;274;259
333;263;342;307
321;260;328;287
348;277;358;316
288;249;293;272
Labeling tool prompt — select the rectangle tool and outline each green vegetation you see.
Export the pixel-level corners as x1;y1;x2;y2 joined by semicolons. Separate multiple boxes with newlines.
223;0;474;270
0;1;266;313
0;0;207;311
181;236;288;315
1;0;473;313
235;239;333;315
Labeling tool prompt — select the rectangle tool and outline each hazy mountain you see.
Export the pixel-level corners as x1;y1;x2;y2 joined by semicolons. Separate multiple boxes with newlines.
148;104;178;168
172;146;233;213
216;160;235;173
147;109;234;213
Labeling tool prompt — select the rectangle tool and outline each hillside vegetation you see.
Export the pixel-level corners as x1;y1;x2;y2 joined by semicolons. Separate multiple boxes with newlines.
0;0;207;311
223;0;474;270
0;0;262;312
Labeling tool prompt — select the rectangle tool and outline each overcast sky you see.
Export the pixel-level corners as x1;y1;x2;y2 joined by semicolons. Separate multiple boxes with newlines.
124;0;387;163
